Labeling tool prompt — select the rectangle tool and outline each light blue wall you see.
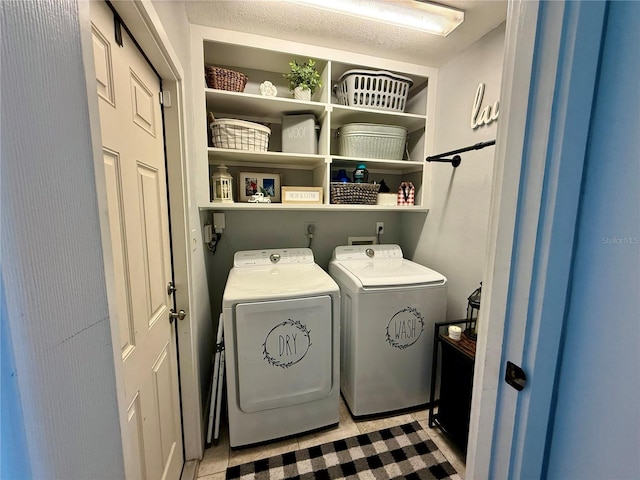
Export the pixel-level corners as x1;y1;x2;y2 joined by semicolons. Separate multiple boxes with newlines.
545;2;640;478
0;277;32;479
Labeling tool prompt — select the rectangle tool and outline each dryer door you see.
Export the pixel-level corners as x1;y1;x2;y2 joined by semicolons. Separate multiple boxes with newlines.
234;295;333;413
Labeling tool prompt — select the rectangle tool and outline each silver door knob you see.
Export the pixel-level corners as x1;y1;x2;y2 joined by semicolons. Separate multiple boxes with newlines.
169;309;186;323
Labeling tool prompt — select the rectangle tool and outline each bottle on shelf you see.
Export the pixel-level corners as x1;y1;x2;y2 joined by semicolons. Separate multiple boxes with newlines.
353;163;369;183
335;169;350;183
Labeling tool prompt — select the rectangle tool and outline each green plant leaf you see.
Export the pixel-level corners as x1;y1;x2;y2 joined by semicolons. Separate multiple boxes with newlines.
283;58;322;94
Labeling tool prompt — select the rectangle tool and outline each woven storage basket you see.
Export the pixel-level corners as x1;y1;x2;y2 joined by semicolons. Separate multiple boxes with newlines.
210;119;270;151
330;182;380;205
205;66;248;92
336;69;413;112
338;123;407;160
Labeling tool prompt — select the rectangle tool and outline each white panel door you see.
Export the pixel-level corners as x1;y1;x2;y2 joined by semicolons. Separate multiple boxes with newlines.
91;2;183;479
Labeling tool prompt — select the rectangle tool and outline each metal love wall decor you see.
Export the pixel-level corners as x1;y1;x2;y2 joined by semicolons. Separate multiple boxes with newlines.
471;83;499;129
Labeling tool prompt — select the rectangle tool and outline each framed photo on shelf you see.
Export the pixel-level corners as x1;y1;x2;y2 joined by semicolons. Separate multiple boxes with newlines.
238;171;281;203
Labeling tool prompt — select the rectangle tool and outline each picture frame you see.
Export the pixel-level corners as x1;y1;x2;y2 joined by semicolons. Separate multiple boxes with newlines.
238;171;281;203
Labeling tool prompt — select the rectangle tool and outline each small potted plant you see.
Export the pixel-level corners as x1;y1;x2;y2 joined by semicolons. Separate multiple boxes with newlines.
283;59;322;101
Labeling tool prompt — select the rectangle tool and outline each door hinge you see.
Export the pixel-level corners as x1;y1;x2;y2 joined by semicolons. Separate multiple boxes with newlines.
159;90;172;107
113;12;123;47
505;361;527;391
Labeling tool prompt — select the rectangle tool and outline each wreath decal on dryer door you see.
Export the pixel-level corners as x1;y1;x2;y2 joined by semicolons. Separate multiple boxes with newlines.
385;307;424;349
262;319;312;368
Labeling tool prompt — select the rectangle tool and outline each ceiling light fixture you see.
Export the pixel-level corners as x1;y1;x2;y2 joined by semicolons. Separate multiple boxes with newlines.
285;0;464;37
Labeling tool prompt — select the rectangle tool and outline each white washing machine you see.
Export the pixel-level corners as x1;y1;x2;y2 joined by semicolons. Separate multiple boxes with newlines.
329;244;447;417
222;248;340;447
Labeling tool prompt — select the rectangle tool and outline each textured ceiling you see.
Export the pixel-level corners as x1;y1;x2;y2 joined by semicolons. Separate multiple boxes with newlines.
183;0;507;67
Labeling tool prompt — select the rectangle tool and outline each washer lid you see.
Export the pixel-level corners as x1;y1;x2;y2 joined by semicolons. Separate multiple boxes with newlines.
337;258;446;287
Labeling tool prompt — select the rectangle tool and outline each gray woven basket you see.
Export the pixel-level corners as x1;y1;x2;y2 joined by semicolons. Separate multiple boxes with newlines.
330;182;380;205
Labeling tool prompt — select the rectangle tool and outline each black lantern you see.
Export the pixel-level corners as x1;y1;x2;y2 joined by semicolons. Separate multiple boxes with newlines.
465;282;482;340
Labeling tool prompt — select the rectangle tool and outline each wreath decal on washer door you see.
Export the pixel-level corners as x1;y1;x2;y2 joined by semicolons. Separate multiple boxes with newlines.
385;306;424;349
262;319;312;368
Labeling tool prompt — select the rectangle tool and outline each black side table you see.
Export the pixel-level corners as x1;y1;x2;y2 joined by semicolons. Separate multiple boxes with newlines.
428;320;477;453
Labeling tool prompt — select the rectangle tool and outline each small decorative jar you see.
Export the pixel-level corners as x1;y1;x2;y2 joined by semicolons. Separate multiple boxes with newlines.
211;164;234;203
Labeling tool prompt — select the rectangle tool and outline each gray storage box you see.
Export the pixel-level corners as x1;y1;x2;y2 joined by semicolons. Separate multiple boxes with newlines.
282;114;318;154
338;123;407;160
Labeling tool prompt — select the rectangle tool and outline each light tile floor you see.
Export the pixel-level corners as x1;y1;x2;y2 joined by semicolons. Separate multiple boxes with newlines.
197;397;466;479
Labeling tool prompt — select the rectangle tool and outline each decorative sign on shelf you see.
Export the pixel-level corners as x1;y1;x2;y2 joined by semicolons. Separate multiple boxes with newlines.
281;186;323;205
471;83;499;129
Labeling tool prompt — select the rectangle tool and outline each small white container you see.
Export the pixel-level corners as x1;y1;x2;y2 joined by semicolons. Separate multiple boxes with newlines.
376;193;398;206
448;325;462;340
281;114;318;154
338;123;407;160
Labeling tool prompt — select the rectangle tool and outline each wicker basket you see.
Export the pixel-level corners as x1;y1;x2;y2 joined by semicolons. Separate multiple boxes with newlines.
210;119;270;151
205;66;248;92
330;182;380;205
336;69;413;112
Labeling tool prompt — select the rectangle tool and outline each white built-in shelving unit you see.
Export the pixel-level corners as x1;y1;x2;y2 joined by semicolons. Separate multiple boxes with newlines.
191;26;438;212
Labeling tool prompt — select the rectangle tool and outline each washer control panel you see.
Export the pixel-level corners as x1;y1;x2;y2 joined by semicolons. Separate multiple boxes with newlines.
333;244;403;261
234;248;315;267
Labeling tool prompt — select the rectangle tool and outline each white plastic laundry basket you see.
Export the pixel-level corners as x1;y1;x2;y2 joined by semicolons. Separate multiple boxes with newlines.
336;69;413;112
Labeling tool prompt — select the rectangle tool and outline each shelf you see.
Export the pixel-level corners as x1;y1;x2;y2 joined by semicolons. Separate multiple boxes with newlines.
204;91;425;131
330;104;426;132
330;156;424;174
207;149;423;174
208;148;326;169
199;202;429;212
196;34;434;210
206;89;326;123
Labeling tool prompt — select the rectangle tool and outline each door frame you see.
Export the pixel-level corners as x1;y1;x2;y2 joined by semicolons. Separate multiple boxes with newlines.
78;0;204;461
467;1;607;478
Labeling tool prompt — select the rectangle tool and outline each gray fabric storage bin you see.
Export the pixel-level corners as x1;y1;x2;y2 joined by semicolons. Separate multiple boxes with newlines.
338;123;407;160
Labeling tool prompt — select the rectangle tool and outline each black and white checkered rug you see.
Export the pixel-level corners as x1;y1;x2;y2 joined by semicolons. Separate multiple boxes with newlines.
225;421;460;479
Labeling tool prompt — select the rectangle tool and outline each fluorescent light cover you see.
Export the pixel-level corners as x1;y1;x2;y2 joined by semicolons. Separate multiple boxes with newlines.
285;0;464;37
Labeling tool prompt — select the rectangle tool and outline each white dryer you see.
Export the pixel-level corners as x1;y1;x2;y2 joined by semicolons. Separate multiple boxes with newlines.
329;244;447;417
222;248;340;447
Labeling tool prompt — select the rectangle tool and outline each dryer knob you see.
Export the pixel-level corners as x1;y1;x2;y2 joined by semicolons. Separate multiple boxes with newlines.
366;248;375;258
270;253;281;263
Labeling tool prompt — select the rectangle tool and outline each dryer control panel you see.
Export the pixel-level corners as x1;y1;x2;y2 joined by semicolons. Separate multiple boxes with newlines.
234;248;315;267
333;244;403;261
